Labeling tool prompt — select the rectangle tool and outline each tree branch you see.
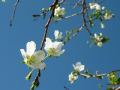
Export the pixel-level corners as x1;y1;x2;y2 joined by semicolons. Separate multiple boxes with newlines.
9;0;19;26
81;0;93;36
34;0;58;87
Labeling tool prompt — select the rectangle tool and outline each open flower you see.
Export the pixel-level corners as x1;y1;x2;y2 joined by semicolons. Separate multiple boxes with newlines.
73;62;85;72
54;7;65;17
54;30;63;40
89;3;101;10
104;13;113;20
69;72;78;84
44;38;65;56
20;41;46;69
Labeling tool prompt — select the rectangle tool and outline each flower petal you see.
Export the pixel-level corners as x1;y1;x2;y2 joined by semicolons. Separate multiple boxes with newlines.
32;50;45;62
26;41;36;56
20;49;26;59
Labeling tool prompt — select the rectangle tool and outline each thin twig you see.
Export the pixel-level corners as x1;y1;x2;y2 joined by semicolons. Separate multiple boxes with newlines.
80;69;120;78
40;0;58;50
34;0;58;86
72;0;82;9
64;11;82;19
9;0;19;26
81;0;93;36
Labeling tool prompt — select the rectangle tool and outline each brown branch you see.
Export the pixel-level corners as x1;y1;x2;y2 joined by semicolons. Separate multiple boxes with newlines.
40;0;58;50
79;69;120;79
9;0;19;26
34;0;58;87
81;0;93;36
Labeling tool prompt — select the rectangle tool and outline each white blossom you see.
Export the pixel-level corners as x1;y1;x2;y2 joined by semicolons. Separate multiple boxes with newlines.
94;33;103;41
104;13;113;20
54;7;65;17
97;42;103;47
20;41;46;69
69;72;78;84
89;3;101;10
73;62;85;72
101;23;105;29
54;30;63;40
102;6;105;10
44;38;65;56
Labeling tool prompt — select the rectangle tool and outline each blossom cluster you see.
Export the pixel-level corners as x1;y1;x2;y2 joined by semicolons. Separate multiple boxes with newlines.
69;62;85;84
89;3;114;29
20;30;65;70
93;33;103;47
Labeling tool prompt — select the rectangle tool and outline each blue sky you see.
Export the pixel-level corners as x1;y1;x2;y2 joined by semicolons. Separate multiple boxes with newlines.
0;0;120;90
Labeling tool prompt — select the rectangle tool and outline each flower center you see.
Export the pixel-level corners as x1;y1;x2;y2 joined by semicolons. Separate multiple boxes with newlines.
26;56;35;65
48;48;57;55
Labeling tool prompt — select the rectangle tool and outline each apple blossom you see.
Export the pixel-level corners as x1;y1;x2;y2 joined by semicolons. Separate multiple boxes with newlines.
54;30;63;40
54;7;65;17
20;41;46;69
97;42;103;47
44;38;65;56
72;62;85;72
69;72;78;84
104;13;113;20
89;3;101;10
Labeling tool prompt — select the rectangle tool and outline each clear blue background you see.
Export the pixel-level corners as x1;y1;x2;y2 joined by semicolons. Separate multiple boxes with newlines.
0;0;120;90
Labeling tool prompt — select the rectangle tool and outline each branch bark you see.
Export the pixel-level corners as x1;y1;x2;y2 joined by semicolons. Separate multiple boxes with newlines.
34;0;58;86
9;0;19;26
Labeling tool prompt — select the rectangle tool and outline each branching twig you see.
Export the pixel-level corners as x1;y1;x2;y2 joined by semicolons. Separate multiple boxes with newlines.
9;0;19;26
80;69;120;78
34;0;58;87
81;0;93;36
40;0;58;50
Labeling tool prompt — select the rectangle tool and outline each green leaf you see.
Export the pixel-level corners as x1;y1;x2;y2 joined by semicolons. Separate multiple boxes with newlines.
102;37;109;43
25;71;33;80
30;84;35;90
98;84;103;88
65;36;69;41
73;28;79;32
108;72;117;86
32;14;40;18
96;76;104;79
21;60;25;64
117;78;120;85
106;86;113;90
69;30;73;34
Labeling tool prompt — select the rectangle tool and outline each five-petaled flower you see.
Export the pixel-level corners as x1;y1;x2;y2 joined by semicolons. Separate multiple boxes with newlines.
44;38;65;56
54;7;65;17
54;30;63;40
20;41;46;69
